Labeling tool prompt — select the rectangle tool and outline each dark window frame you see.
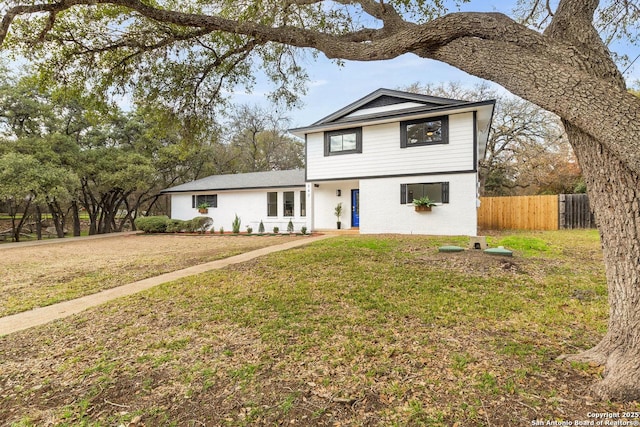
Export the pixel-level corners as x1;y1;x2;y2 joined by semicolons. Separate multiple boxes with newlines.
400;116;449;148
324;127;363;156
267;192;278;217
400;182;450;205
192;194;218;208
283;191;295;217
300;190;306;217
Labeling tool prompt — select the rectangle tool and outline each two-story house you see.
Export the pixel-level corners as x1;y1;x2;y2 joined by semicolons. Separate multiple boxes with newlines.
161;88;495;236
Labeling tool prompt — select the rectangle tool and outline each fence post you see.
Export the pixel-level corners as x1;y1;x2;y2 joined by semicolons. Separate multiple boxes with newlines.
558;194;566;230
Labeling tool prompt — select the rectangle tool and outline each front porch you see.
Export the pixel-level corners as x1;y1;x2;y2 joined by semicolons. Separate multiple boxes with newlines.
307;179;360;232
315;228;360;235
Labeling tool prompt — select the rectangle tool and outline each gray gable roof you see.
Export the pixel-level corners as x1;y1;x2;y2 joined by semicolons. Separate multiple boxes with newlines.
289;88;495;137
310;88;462;126
161;169;305;193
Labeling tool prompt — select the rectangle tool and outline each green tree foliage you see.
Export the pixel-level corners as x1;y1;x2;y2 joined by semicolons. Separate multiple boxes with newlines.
0;152;74;240
0;70;225;238
0;69;302;240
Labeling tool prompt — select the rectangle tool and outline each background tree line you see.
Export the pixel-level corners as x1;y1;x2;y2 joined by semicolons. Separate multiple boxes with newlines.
0;68;303;241
0;67;586;243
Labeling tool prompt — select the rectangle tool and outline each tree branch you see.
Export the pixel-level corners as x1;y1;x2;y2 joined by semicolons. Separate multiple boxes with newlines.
425;35;640;177
1;0;542;61
2;0;640;175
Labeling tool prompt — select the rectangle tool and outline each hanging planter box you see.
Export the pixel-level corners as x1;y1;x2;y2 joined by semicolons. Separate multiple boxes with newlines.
414;205;432;212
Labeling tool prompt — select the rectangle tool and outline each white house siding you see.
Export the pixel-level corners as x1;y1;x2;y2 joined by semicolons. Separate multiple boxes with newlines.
358;173;478;236
310;180;359;230
306;112;475;181
170;187;308;232
343;102;425;118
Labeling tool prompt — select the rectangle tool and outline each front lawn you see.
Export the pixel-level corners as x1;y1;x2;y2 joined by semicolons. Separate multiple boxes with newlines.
0;234;304;317
2;230;636;426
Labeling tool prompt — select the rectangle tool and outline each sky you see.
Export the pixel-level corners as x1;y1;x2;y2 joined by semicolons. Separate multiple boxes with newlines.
3;0;638;128
231;0;504;128
235;47;639;129
231;53;489;128
228;1;640;129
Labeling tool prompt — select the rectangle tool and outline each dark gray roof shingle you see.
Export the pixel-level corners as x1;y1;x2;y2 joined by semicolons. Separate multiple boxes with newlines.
161;169;305;193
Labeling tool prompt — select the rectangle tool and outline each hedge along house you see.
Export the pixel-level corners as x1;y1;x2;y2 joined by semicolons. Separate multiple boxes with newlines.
161;169;307;232
289;88;495;235
162;88;495;235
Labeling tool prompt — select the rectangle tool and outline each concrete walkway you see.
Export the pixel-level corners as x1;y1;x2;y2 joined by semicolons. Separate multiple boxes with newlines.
0;234;332;336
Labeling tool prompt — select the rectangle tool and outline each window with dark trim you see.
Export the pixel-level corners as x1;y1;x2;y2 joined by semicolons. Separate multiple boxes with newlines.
192;194;218;208
400;182;449;204
283;191;294;217
300;191;306;217
400;116;448;147
324;127;362;156
267;192;278;217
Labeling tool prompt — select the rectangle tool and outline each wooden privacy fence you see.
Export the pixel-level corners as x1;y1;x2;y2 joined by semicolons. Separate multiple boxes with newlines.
478;194;596;231
559;194;596;229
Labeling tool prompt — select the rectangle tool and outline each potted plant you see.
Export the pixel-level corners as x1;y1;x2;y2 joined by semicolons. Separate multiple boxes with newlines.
413;196;436;212
335;202;343;229
197;202;209;214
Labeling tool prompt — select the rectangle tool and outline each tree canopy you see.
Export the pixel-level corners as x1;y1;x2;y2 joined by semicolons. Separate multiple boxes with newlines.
1;1;638;174
0;70;302;239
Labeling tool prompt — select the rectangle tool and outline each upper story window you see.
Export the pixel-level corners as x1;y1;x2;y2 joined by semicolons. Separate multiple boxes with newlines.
400;116;448;148
324;127;362;156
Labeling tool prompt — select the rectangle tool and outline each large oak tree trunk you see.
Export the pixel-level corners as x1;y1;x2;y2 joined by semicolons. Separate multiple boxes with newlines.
536;0;640;400
564;123;640;400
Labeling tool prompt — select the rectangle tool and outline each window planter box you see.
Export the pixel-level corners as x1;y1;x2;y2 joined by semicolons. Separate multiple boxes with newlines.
414;205;432;212
198;208;209;214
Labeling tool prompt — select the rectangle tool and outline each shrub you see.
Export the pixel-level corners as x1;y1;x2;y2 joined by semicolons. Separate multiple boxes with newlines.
258;220;265;233
301;226;307;235
134;216;170;233
166;219;189;233
287;219;294;233
246;226;253;234
191;216;213;233
183;220;196;233
273;226;279;233
232;214;241;234
219;227;224;235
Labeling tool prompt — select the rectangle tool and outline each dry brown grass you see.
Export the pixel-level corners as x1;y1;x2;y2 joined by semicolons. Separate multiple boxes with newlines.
0;233;303;316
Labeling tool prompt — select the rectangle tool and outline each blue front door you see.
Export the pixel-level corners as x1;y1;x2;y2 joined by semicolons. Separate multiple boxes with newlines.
351;189;360;227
